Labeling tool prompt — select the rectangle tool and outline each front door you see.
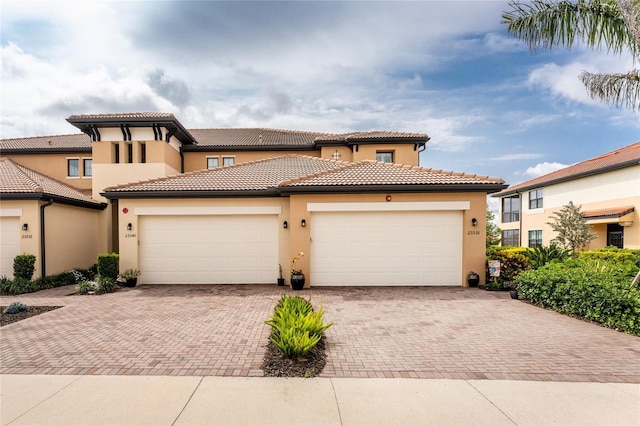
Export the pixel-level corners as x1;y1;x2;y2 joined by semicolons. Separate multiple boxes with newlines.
606;224;624;248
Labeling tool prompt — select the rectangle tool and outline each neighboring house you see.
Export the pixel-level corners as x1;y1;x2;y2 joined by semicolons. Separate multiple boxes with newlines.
1;113;506;286
493;141;640;250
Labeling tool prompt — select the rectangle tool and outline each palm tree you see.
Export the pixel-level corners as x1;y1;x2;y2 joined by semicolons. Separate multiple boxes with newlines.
502;0;639;111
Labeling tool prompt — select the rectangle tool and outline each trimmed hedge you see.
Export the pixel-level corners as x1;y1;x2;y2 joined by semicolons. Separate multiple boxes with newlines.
97;254;119;280
515;260;640;336
13;254;36;280
579;247;640;268
486;248;530;285
0;267;96;295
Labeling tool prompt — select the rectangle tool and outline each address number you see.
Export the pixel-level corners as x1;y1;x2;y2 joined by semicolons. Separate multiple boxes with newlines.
467;230;481;235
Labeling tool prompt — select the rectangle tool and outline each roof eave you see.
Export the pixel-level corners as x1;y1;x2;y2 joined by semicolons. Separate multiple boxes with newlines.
182;144;315;152
0;148;92;154
492;160;640;198
102;189;281;200
0;192;107;210
279;183;508;195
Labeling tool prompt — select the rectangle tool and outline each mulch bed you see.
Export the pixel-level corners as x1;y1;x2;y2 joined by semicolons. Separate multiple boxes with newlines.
261;336;327;378
0;306;61;327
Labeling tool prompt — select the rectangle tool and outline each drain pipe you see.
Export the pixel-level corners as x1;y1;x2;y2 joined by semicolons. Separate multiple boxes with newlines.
40;199;53;277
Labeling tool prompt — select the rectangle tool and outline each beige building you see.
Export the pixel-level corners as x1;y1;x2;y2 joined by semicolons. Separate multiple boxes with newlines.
493;142;640;250
1;113;506;286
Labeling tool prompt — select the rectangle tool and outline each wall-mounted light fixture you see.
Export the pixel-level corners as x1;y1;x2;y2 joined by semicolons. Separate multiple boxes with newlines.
22;223;28;231
283;221;288;229
127;223;133;231
301;219;306;227
471;218;478;227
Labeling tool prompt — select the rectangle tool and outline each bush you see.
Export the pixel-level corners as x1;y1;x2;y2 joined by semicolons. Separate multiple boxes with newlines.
486;248;530;285
3;301;28;314
97;254;119;281
526;244;571;269
579;247;640;268
516;260;640;335
265;295;333;359
13;254;36;280
97;276;116;294
75;280;97;295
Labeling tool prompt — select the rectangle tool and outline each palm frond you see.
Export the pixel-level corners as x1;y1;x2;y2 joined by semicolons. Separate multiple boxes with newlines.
579;69;640;110
502;0;634;55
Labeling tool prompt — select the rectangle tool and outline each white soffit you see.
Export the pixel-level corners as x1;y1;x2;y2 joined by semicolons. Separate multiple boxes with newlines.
134;206;282;216
0;209;23;217
306;201;470;212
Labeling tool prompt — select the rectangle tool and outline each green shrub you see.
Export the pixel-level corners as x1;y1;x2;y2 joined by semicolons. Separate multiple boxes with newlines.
13;254;36;280
33;275;55;290
3;301;28;314
97;276;116;294
97;254;119;280
526;244;571;269
5;278;36;295
265;295;333;359
75;280;97;295
486;248;530;284
516;261;640;335
580;247;640;268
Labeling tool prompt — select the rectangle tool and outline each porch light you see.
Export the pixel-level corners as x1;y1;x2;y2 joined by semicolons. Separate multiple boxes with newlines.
471;218;478;227
283;221;288;229
301;219;306;227
127;223;133;231
22;223;28;231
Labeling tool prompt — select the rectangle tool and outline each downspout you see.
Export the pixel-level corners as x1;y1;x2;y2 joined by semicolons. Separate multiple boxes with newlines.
517;190;523;246
40;199;53;277
180;146;185;173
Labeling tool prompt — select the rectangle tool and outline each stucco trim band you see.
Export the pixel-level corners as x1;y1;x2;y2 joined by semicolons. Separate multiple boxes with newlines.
0;209;23;217
133;206;282;216
306;201;470;212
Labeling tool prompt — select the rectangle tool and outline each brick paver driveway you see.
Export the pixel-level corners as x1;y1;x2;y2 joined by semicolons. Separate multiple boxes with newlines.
1;285;638;382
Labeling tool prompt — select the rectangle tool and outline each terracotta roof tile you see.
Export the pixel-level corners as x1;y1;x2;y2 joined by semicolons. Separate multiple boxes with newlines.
188;128;326;147
67;112;176;120
315;131;429;141
104;156;505;196
0;134;91;151
495;141;640;197
582;206;635;219
0;158;103;207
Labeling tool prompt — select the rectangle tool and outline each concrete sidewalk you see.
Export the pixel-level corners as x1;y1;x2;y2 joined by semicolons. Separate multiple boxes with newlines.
1;375;638;425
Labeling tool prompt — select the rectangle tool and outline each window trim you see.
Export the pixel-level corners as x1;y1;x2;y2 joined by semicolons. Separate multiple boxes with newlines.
66;157;80;178
529;189;543;210
206;156;220;169
528;229;543;248
376;151;394;163
82;157;92;178
222;156;235;167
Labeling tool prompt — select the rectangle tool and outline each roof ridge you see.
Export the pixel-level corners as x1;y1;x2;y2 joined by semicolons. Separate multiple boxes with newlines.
2;158;44;193
0;133;86;142
277;156;359;186
187;127;333;135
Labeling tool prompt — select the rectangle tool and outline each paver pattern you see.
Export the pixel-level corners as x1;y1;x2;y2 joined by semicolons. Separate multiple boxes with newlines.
1;285;638;382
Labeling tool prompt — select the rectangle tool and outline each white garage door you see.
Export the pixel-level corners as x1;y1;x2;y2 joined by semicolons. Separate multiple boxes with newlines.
140;215;278;284
311;211;462;286
0;217;21;278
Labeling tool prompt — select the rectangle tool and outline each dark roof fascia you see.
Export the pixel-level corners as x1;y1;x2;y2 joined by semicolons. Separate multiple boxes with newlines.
0;148;92;155
181;144;315;152
102;189;282;200
493;159;640;198
315;137;429;146
0;193;107;210
66;116;197;145
278;183;508;195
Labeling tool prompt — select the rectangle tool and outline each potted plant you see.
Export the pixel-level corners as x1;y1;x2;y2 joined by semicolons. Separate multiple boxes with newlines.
118;269;140;287
277;264;285;286
467;270;480;287
290;251;305;290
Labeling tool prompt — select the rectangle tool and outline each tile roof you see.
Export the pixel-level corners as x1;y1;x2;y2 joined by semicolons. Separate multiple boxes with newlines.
0;134;91;152
315;131;428;142
494;141;640;197
67;112;176;120
104;155;505;197
187;128;326;147
582;206;635;219
0;158;104;208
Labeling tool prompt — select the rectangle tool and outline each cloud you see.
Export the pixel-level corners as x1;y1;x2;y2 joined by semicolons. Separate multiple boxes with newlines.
523;162;571;178
490;153;544;161
483;32;527;53
146;69;191;108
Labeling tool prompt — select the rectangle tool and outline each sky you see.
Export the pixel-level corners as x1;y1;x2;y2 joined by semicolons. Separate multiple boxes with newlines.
2;0;639;211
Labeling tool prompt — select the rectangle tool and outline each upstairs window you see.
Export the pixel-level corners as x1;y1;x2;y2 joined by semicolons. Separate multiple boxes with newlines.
376;151;394;163
207;157;219;169
127;143;133;164
501;196;520;223
114;143;120;164
67;159;79;177
140;143;146;163
502;229;519;247
222;156;235;166
528;230;543;248
529;189;543;209
83;159;92;177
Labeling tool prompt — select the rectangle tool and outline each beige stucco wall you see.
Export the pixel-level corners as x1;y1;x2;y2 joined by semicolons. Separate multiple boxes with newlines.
182;150;320;172
351;144;419;165
320;146;354;162
2;153;92;191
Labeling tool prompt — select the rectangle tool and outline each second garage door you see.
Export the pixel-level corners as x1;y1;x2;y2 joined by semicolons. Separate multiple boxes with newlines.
311;210;462;286
0;217;20;278
140;215;278;284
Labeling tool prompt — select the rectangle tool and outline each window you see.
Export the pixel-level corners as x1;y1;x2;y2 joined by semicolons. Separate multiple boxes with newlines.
529;189;543;209
67;159;79;177
501;196;520;223
127;143;133;164
376;152;394;163
528;230;543;248
207;157;219;169
222;157;235;166
83;159;92;177
140;143;146;163
114;143;120;164
502;229;519;247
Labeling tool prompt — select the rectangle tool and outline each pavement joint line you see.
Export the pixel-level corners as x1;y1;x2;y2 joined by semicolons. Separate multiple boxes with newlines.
466;380;517;426
329;378;344;426
171;375;204;426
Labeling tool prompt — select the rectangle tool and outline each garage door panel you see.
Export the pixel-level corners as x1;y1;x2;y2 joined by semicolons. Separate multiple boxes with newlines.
311;211;462;286
0;218;20;278
140;215;277;284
